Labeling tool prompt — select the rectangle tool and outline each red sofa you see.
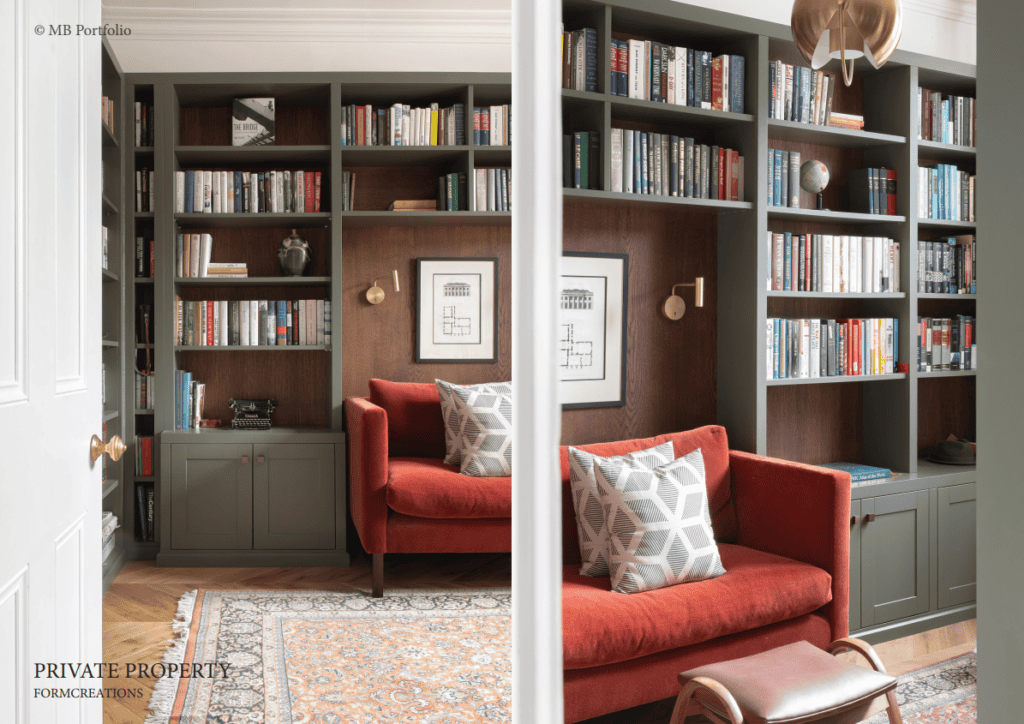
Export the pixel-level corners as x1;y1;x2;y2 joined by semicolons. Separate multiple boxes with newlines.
344;379;512;596
559;425;850;723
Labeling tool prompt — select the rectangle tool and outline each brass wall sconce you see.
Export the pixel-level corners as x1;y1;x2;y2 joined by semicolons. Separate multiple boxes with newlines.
366;270;400;305
662;278;705;320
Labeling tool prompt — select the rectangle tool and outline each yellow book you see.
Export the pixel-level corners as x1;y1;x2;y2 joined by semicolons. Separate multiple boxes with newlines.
430;109;439;146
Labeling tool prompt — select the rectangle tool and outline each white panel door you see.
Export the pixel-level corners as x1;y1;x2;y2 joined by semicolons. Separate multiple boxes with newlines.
0;1;104;723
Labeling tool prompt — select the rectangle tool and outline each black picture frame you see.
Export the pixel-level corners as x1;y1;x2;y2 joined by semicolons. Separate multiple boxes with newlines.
415;257;499;363
560;251;629;409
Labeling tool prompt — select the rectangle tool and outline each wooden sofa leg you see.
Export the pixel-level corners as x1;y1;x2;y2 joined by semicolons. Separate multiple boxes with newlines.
372;553;384;598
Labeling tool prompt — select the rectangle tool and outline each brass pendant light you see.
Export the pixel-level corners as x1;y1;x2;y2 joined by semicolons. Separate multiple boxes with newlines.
791;0;903;86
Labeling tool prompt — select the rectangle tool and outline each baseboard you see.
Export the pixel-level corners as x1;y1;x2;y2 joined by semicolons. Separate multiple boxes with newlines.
852;603;977;644
156;550;351;567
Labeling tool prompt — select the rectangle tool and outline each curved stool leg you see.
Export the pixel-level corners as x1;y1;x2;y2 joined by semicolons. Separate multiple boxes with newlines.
827;638;904;724
670;676;744;724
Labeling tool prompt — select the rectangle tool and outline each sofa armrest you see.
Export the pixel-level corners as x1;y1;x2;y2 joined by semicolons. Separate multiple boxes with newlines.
729;450;851;641
344;397;390;554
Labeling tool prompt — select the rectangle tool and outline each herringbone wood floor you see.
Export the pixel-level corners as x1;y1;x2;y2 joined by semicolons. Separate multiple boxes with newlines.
102;552;511;724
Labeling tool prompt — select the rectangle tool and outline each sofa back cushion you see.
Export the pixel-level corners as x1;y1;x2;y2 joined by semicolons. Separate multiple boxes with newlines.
368;379;446;458
560;425;738;564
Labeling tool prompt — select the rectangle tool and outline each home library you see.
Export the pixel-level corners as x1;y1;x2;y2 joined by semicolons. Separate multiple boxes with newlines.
561;0;977;642
109;71;510;568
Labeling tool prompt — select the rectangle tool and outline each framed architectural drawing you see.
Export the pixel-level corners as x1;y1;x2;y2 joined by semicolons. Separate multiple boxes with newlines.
416;257;498;362
560;252;628;408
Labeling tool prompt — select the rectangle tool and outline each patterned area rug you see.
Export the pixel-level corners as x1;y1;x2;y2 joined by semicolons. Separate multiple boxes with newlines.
865;653;976;723
147;589;511;724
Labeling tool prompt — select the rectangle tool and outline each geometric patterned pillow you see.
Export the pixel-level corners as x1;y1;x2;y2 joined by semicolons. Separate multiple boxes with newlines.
449;385;513;477
435;380;512;466
567;441;675;577
594;448;726;594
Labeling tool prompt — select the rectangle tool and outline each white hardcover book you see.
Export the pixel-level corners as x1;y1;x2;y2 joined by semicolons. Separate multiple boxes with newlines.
203;171;213;213
835;235;846;293
721;55;730;113
628;40;644;99
249;301;259;346
191;172;201;213
317;299;325;345
212;171;221;213
800;320;810;378
490;106;500;146
822;235;833;293
487;169;496;211
276;171;284;212
873;237;883;292
885;318;894;372
887;238;895;293
239;300;250;346
475;169;487;211
250;174;258;213
850;236;860;293
773;233;784;291
175;172;185;213
610;128;623;193
212;302;220;346
226;171;235;213
219;301;228;346
863;238;873;293
623;130;634;193
893;241;900;292
200;234;212;277
810;319;821;377
766;319;774;380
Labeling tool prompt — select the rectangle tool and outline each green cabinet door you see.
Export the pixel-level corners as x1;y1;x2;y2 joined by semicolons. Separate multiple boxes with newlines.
860;490;930;628
849;499;862;633
253;443;335;550
937;483;977;609
170;444;253;550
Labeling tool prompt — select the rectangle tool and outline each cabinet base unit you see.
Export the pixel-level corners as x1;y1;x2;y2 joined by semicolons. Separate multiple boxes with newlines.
157;429;347;566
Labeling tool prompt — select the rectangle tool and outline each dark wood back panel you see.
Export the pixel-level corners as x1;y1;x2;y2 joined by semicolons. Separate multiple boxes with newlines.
178;105;329;146
560;197;717;446
341;222;511;401
767;383;864;464
918;376;977;450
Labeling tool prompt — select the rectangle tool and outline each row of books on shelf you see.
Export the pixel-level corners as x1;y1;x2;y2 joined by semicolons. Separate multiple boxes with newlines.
917;165;975;221
102;97;115;134
173;371;204;430
135;237;154;277
101;511;119;562
136;168;154;212
175;169;324;215
767;233;900;293
918;237;975;294
918;89;975;147
341;102;466;147
135;436;154;477
474;168;510;211
174;298;331;347
473;106;510;146
767;318;898;380
102;227;109;270
175;233;215;277
768;63;848;127
918;316;976;371
612;130;744;201
135;370;154;410
340;171;357;211
135;101;154;147
135;484;155;542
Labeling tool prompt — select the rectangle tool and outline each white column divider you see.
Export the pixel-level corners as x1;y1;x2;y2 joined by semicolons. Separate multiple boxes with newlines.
512;0;563;722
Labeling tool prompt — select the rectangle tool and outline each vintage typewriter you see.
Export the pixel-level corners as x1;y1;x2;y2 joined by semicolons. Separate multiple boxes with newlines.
229;399;278;430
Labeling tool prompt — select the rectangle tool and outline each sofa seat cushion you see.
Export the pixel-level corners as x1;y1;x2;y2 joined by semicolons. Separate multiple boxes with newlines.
386;458;512;519
561;543;833;670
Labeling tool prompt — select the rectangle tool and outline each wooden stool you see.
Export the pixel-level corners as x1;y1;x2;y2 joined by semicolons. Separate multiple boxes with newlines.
669;639;903;724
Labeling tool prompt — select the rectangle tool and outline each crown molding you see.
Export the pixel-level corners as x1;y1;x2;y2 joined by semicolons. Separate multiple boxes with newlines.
100;6;512;44
903;0;976;25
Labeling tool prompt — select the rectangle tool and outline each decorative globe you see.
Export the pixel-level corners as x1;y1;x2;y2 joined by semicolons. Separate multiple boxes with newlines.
799;159;830;195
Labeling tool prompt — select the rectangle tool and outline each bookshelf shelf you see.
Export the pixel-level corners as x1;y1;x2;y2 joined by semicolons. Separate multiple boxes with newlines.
175;276;332;287
102;340;119;348
103;124;119;148
103;409;120;422
134;277;154;284
175;212;331;229
916;218;976;230
134;476;155;483
135;145;154;154
918;293;976;300
176;145;331;164
767;119;906;148
916;139;976;161
102;478;119;499
135;211;154;220
767;208;906;224
135;343;153;349
564;188;752;212
135;409;155;415
340;145;470;166
917;369;977;378
102;269;119;283
766;373;908;386
342;211;511;227
608;94;755;126
767;291;906;299
174;345;331;352
103;193;119;215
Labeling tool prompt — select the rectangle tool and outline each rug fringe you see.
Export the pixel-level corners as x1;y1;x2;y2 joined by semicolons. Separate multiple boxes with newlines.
144;589;198;724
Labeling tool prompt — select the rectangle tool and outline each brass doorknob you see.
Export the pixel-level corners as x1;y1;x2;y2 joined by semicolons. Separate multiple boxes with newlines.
91;434;126;462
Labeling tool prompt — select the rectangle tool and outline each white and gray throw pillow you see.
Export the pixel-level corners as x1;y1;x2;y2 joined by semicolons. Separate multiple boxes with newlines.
436;380;512;466
449;385;512;477
594;448;725;594
567;441;675;577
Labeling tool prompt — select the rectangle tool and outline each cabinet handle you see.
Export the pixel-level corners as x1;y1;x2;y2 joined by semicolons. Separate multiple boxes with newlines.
865;513;876;523
851;515;861;525
257;455;265;464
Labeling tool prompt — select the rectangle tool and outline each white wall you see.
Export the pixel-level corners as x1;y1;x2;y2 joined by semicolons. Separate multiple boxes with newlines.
103;0;973;74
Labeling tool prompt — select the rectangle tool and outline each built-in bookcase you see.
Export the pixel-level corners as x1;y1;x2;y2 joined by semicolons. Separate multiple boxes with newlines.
561;0;977;642
101;38;127;593
113;71;510;562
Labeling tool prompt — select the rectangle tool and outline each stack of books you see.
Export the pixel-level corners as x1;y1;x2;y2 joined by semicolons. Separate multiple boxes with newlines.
174;298;331;348
918;236;975;294
769;63;836;126
767;233;899;293
917;164;975;221
173;370;205;430
341;102;465;146
918;316;976;371
101;512;118;562
175;169;323;214
919;89;975;146
473;169;510;211
206;263;247;279
389;200;437;212
767;318;899;379
828;112;865;130
610;129;743;200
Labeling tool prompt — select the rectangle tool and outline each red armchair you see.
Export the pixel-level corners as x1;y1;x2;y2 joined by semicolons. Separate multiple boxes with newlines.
344;379;512;596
